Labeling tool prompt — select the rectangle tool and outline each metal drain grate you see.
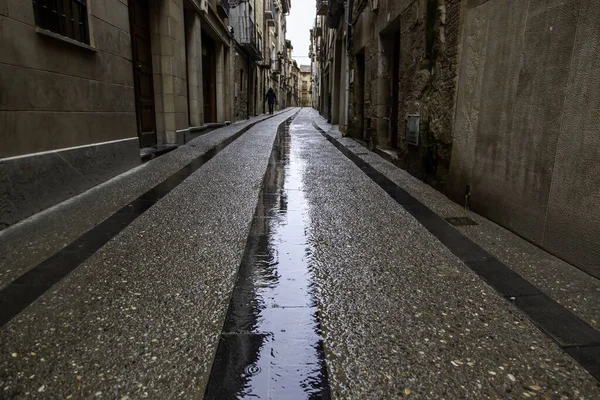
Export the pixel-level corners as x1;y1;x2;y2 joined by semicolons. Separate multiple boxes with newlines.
445;217;478;226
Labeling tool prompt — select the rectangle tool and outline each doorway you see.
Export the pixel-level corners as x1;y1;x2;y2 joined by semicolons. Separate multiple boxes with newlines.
356;50;365;140
202;34;217;123
128;0;157;148
390;32;400;148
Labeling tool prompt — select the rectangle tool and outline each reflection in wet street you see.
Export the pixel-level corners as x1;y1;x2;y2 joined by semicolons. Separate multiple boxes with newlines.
205;116;330;399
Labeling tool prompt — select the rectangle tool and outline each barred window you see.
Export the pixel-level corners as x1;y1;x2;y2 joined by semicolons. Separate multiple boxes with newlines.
33;0;90;44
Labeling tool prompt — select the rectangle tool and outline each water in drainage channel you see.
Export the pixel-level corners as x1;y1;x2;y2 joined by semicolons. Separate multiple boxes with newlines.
205;118;331;399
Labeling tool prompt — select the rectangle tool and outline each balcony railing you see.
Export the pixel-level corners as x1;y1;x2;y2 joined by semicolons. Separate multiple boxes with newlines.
316;0;328;16
217;0;229;18
327;0;344;28
271;57;281;74
265;0;276;26
234;17;262;60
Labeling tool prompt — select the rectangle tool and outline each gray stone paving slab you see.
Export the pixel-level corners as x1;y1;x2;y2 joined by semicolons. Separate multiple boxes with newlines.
311;110;600;333
0;111;290;291
0;110;298;398
300;110;599;399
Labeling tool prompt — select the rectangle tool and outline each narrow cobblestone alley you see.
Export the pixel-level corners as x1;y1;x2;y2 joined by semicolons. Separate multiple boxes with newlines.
1;109;599;399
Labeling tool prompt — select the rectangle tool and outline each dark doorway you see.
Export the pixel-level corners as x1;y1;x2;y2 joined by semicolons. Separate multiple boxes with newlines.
202;34;217;123
254;71;258;115
356;51;365;140
389;32;401;148
332;40;342;124
129;0;157;148
248;66;255;117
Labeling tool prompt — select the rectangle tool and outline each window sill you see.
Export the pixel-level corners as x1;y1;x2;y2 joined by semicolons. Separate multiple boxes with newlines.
36;28;97;52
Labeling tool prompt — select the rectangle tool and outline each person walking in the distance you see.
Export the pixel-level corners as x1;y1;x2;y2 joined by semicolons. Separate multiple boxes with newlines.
265;88;277;115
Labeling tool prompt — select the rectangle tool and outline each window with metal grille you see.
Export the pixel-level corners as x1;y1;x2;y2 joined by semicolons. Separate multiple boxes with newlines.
33;0;90;44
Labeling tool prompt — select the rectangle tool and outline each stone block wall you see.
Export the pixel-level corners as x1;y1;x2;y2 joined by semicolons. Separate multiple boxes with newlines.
449;0;600;278
0;0;137;158
150;0;189;143
0;0;141;228
233;47;249;121
350;0;462;189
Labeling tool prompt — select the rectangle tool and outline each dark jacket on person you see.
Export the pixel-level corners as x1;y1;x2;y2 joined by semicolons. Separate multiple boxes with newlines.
265;89;277;105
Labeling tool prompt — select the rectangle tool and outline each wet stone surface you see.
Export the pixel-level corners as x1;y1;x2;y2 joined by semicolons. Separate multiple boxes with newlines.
205;118;330;399
0;108;599;399
310;110;600;332
300;110;600;399
0;111;298;399
0;112;288;291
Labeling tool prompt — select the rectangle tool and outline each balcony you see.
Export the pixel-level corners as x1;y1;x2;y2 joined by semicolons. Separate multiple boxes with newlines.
327;0;344;28
217;0;229;18
265;0;275;26
235;18;262;60
317;0;328;16
265;9;275;25
258;59;271;69
271;57;281;74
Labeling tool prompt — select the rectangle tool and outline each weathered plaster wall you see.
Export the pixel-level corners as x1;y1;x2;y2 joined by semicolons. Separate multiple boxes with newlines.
449;0;600;278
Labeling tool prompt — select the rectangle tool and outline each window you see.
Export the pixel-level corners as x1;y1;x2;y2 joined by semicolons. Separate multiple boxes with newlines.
33;0;90;44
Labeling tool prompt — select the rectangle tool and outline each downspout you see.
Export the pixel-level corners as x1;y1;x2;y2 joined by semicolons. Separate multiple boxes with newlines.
247;57;251;119
263;0;266;114
342;0;354;135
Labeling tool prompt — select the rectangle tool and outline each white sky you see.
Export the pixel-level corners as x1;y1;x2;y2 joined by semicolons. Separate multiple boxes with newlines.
287;2;314;66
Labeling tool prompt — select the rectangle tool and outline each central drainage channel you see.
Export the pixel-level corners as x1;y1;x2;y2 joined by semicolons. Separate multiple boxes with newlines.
205;117;330;399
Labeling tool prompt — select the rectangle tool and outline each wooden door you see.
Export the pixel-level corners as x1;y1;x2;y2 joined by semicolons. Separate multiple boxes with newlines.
129;0;157;148
202;35;217;123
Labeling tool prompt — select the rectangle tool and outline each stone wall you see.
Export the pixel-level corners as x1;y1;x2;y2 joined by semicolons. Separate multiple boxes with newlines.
233;47;249;120
350;0;463;189
151;0;189;143
300;72;311;106
398;0;462;188
0;0;140;229
0;0;137;158
449;0;600;278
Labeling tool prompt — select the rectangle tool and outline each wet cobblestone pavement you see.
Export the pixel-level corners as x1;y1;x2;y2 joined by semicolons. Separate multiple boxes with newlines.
0;108;599;398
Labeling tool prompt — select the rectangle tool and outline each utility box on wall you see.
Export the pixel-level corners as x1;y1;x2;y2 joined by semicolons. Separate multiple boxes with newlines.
406;115;420;146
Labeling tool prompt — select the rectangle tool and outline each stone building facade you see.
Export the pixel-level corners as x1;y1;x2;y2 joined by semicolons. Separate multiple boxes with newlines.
299;65;311;107
1;0;293;230
233;44;250;121
312;0;600;278
290;61;300;107
0;0;141;229
348;0;462;189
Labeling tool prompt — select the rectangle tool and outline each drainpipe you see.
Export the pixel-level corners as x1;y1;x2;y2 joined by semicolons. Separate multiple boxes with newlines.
341;0;353;135
247;57;251;118
263;0;266;114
